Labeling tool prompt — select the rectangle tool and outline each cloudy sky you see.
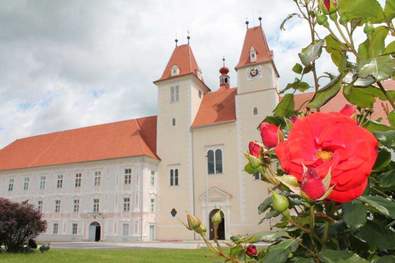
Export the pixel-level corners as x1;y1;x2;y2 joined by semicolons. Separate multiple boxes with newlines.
0;0;320;147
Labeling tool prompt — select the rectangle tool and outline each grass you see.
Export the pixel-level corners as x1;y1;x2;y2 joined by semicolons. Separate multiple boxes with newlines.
0;248;219;263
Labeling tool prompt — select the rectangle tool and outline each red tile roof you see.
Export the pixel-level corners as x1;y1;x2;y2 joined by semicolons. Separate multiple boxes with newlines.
293;80;395;123
192;87;237;128
156;44;200;82
236;26;273;70
0;116;158;171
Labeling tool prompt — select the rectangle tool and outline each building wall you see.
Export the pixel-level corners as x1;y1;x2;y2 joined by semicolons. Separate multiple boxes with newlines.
0;157;158;242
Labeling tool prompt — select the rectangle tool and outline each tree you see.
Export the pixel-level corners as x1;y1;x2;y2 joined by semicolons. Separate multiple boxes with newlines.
0;198;46;252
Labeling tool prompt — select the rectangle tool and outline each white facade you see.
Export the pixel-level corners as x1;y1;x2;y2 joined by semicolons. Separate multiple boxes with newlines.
0;157;158;242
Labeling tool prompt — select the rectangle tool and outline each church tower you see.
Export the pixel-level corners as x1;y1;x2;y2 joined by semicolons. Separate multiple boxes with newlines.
154;40;210;240
235;20;279;231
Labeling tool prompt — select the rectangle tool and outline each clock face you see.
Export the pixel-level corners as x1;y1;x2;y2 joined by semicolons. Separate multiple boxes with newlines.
249;67;260;78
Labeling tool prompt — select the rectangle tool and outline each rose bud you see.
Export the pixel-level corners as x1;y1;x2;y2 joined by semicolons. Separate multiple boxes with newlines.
301;168;326;200
246;245;258;257
248;141;262;158
324;0;330;11
211;210;223;226
339;104;356;117
271;192;289;213
196;224;207;235
186;214;202;232
259;122;280;149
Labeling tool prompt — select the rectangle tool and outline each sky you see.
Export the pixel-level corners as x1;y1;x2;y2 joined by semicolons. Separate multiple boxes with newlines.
0;0;325;147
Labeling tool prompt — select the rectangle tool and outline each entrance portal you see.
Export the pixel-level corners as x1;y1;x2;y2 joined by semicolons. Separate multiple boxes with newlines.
89;222;101;242
209;209;225;240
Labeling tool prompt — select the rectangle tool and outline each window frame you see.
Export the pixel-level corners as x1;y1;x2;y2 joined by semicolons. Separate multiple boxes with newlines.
72;223;78;235
207;147;224;175
53;223;59;235
124;168;132;185
75;173;82;188
23;177;30;191
73;199;80;213
8;178;14;192
57;175;63;189
169;168;179;186
40;176;46;190
93;199;100;213
94;171;101;187
55;200;61;213
123;197;130;212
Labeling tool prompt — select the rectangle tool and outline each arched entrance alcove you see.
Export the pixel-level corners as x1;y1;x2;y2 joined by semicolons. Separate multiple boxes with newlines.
89;222;101;242
209;209;225;240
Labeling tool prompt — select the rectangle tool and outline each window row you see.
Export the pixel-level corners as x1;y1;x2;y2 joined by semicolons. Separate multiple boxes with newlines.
7;168;153;192
35;196;149;214
50;221;140;236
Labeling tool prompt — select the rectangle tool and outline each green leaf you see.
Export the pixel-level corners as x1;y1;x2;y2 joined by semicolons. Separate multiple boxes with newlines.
283;79;310;93
358;26;389;61
249;230;289;243
229;245;244;258
292;63;303;74
343;201;367;229
308;75;342;109
325;35;348;71
384;41;395;55
338;0;385;23
319;249;368;263
388;111;395;127
263;209;281;220
245;163;258;174
373;148;392;171
359;195;395;219
384;0;395;20
365;120;393;132
374;256;395;263
274;94;294;117
358;55;395;81
343;85;382;108
299;40;324;66
356;221;395;250
258;196;272;215
378;169;395;189
263;239;299;263
374;130;395;148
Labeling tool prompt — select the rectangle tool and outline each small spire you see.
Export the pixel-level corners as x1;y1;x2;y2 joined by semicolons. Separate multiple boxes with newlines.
175;38;178;47
187;30;190;45
258;17;262;26
245;20;249;29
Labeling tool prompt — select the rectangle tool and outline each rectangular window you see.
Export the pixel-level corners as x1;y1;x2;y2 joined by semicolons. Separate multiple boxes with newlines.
123;197;130;212
94;171;101;187
53;223;59;235
93;199;100;213
38;201;43;213
150;198;155;213
57;175;63;189
170;86;179;103
8;178;14;192
124;169;132;185
73;199;79;213
170;169;179;186
55;200;61;213
207;148;223;175
72;223;78;235
75;173;82;188
254;173;262;180
24;177;30;191
40;176;46;190
150;172;155;186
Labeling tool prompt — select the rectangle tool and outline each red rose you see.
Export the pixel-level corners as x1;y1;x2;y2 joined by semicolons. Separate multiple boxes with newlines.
260;122;280;148
249;141;262;158
324;0;331;11
339;104;356;117
246;245;257;257
275;112;378;203
301;168;326;200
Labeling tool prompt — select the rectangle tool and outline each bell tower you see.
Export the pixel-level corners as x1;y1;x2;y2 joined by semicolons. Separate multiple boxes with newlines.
235;19;279;230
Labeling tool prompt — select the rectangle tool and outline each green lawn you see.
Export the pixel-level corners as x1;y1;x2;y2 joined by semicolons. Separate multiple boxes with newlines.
0;248;219;263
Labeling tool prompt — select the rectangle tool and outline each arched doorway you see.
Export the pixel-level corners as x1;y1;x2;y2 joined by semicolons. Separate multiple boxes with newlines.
89;222;101;242
209;209;225;240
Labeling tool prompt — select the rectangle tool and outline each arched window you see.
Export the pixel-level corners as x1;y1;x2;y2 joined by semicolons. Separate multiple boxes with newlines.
215;149;223;174
207;150;215;175
171;65;180;76
253;107;258;115
250;47;257;62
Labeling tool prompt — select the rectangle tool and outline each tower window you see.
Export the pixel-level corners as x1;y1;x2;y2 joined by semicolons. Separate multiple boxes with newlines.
250;47;257;62
207;148;223;175
170;169;179;186
124;168;132;184
172;118;176;126
253;107;258;115
170;86;179;103
171;65;180;76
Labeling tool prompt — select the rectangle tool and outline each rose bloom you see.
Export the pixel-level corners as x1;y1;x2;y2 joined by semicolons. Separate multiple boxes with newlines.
275;112;378;203
248;141;262;158
246;245;257;257
260;122;280;148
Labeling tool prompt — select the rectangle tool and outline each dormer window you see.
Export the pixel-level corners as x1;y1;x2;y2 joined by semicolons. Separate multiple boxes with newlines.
250;47;257;62
171;65;180;76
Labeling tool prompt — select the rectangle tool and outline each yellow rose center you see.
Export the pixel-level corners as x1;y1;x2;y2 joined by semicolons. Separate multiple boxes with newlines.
316;150;333;161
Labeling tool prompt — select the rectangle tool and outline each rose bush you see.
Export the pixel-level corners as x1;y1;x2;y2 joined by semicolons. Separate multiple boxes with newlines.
276;112;378;202
184;0;395;262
